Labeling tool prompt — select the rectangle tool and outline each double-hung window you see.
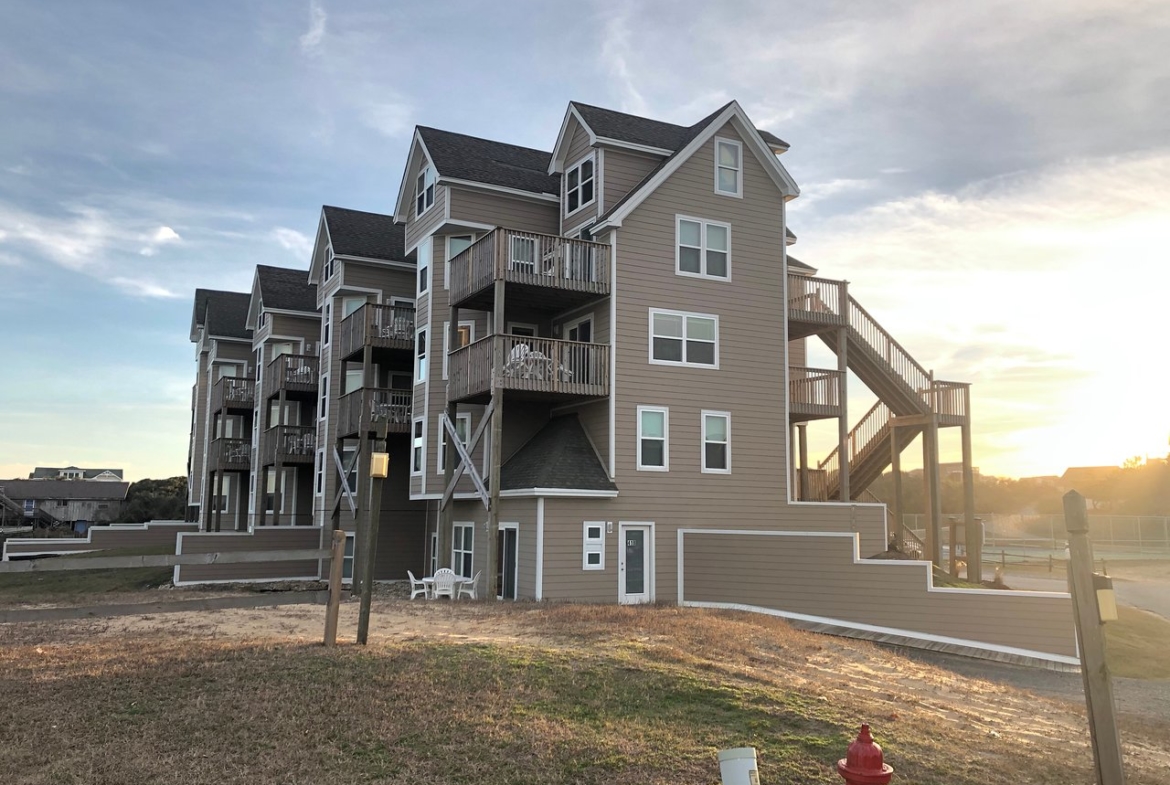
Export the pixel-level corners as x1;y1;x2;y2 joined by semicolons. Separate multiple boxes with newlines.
565;155;595;214
714;137;743;197
649;309;718;368
445;234;475;289
582;522;605;570
415;328;427;383
438;412;471;473
452;524;473;579
637;406;669;471
411;419;424;475
416;165;435;216
677;216;730;279
417;237;431;294
701;411;731;473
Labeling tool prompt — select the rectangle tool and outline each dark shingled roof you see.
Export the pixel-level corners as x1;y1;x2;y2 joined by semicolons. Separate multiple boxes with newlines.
321;206;406;261
256;265;319;314
571;101;788;153
203;290;252;340
500;416;617;492
787;255;815;272
0;479;130;501
417;127;560;196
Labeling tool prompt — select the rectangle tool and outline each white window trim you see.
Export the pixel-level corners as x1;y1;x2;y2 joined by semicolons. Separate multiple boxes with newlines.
415;327;428;384
582;521;605;570
562;313;593;342
452;522;474;579
318;373;329;420
314;448;324;496
417;237;431;294
564;153;596;217
322;301;332;346
437;412;472;475
442;320;477;380
675;215;731;281
416;164;436;217
411;417;425;476
701;410;732;474
714;136;743;198
648;308;720;369
636;405;669;472
444;234;476;290
507;322;538;337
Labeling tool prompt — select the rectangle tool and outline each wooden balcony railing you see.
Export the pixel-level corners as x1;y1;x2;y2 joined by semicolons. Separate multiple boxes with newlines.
787;273;846;325
338;388;413;437
339;303;416;359
209;437;251;471
265;354;318;397
448;228;611;306
447;335;609;401
788;366;843;417
211;377;255;413
926;380;970;423
262;425;316;465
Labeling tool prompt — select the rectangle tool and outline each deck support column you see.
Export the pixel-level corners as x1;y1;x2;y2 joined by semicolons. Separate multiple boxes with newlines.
258;466;268;528
836;326;850;501
486;278;505;600
961;403;980;582
797;423;809;501
923;414;943;568
438;303;460;573
213;469;223;533
353;344;373;594
890;427;903;551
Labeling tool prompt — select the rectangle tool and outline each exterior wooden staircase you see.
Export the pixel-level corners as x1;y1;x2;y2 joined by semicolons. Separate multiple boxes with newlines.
788;274;970;502
0;488;67;528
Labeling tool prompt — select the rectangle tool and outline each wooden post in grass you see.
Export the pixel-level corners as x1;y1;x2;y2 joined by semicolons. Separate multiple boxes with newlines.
357;420;388;645
323;529;346;647
1064;490;1127;785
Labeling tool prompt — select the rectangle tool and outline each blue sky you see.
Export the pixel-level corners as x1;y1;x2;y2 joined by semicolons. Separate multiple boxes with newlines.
1;0;1168;481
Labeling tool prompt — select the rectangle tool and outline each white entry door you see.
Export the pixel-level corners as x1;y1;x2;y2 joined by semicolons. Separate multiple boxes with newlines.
618;522;653;604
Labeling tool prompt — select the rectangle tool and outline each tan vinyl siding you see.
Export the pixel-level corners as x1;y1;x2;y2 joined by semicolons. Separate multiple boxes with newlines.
447;188;558;235
681;531;1077;659
189;350;210;506
788;337;806;369
175;526;324;584
266;313;320;344
342;263;415;300
405;184;449;251
539;498;619;602
602;148;663;212
562;121;599;235
3;522;198;558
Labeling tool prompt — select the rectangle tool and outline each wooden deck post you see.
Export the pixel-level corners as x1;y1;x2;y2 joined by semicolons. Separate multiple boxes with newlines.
323;528;346;648
836;326;850;501
438;304;460;573
486;278;505;600
926;413;943;568
213;469;223;533
890;428;903;551
356;420;387;645
797;423;809;501
961;414;980;582
1064;491;1127;785
275;386;287;526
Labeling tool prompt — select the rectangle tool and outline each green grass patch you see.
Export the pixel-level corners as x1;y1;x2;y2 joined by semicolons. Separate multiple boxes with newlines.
1105;606;1170;679
0;545;177;603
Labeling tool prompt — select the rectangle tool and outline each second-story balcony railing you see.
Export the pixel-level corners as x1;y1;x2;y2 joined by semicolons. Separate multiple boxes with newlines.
211;377;255;414
262;425;316;465
339;302;416;359
448;335;609;402
789;366;844;420
448;228;611;308
265;354;318;397
209;437;251;471
338;388;413;437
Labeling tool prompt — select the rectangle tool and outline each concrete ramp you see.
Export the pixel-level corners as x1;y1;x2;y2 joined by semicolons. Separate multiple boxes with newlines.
678;528;1077;666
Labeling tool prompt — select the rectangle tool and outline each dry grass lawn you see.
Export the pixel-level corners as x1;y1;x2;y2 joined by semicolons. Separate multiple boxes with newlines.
2;598;1169;784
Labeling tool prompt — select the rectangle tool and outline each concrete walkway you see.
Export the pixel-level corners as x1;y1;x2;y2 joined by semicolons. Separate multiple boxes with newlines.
1005;573;1170;620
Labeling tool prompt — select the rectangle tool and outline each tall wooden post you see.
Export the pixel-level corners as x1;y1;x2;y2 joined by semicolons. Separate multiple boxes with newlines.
357;420;388;645
1064;491;1127;785
836;325;850;501
352;343;373;596
213;470;223;533
890;426;903;551
486;278;505;600
323;528;346;647
961;405;980;582
926;414;943;567
797;423;809;501
275;386;287;526
921;429;935;565
438;305;460;572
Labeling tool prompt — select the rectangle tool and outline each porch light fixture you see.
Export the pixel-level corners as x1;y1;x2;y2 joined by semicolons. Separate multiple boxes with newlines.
370;452;389;479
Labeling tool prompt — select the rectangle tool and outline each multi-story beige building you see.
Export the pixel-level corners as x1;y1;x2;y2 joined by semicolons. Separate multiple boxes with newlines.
185;99;979;598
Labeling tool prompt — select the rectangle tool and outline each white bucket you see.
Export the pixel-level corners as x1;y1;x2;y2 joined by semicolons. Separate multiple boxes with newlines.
717;747;760;785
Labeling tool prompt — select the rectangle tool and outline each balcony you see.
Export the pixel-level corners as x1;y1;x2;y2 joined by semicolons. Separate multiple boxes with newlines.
787;273;847;340
211;377;255;414
448;228;610;312
338;388;413;437
339;302;415;360
265;354;318;398
789;366;844;421
448;335;609;403
262;425;317;465
209;437;250;472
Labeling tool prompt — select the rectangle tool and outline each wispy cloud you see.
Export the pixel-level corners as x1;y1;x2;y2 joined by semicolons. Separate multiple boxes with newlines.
139;225;182;256
109;276;180;299
600;12;648;116
299;0;328;54
361;98;413;139
270;227;313;259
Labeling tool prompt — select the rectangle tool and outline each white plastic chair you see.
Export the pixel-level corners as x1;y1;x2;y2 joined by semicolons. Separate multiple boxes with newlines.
457;570;481;600
431;567;457;600
407;570;429;600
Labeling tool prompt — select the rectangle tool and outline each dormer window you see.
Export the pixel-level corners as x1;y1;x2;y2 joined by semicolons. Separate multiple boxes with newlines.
714;138;742;197
324;245;335;280
416;165;436;217
565;155;595;215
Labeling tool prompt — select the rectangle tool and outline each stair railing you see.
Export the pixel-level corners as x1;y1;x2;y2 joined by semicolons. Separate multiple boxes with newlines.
846;297;932;409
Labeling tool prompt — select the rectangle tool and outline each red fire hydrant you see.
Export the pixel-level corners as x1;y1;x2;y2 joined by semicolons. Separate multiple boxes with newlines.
837;724;894;785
